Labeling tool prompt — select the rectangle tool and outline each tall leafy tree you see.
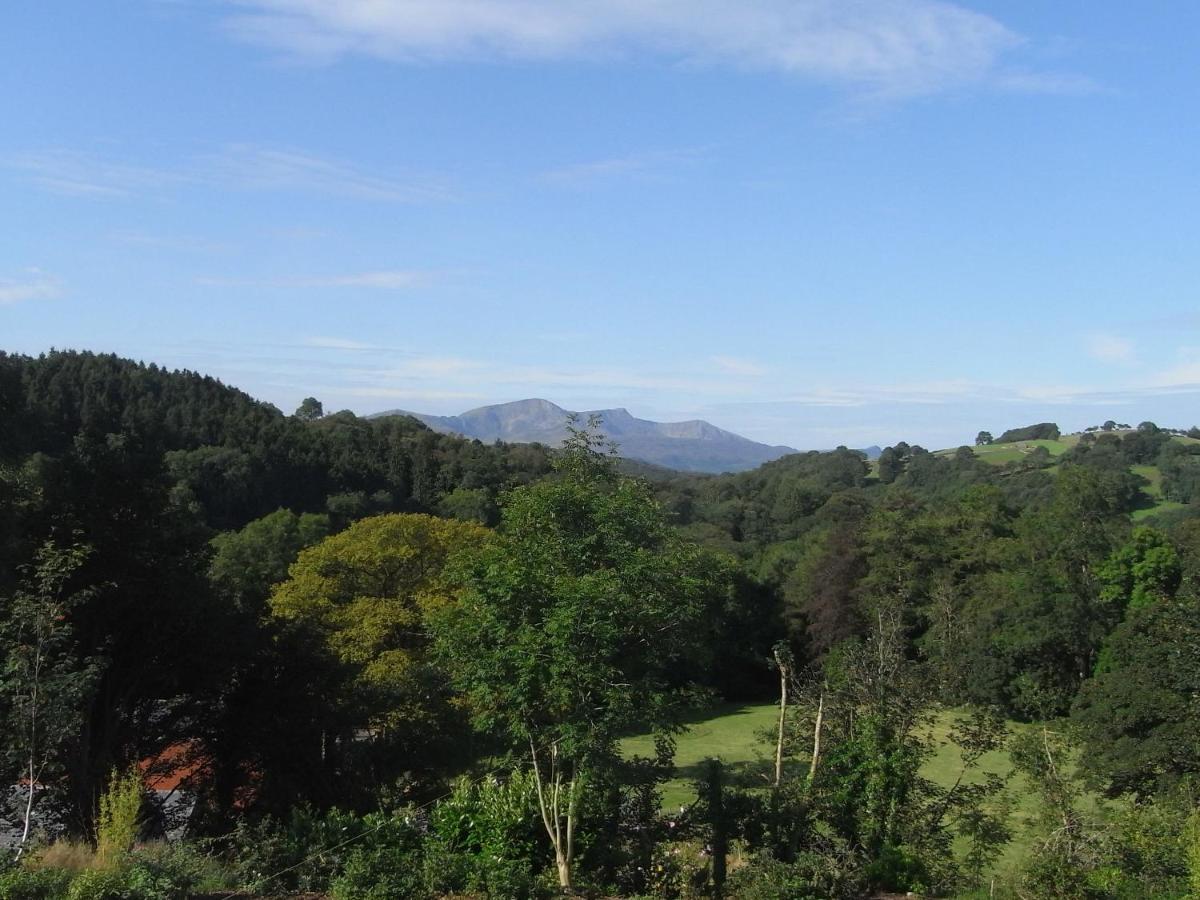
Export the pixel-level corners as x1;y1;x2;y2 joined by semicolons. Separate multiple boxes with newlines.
269;512;490;803
1072;594;1200;797
1097;526;1180;613
294;397;325;421
209;508;331;614
432;420;729;889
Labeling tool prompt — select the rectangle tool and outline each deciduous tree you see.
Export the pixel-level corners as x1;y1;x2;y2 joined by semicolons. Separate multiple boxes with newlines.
432;420;728;888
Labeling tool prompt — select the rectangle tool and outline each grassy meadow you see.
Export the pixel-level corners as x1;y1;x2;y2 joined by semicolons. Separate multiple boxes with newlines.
623;703;1095;889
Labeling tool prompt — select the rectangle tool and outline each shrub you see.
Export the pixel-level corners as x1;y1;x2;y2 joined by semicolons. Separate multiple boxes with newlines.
224;806;365;894
424;773;545;900
126;843;233;896
3;842;232;900
724;849;865;900
64;868;127;900
0;866;73;900
329;812;428;900
96;769;144;868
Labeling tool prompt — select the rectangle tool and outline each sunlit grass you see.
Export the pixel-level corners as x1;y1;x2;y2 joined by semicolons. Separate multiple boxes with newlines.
624;702;1104;887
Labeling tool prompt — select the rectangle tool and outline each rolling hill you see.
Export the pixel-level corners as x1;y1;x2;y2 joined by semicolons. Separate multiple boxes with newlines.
946;428;1200;520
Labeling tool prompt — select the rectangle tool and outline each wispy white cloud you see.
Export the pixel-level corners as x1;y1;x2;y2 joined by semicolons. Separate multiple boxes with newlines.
772;377;1200;409
1013;384;1103;404
542;148;706;185
224;0;1081;98
533;330;591;344
711;355;767;377
1086;332;1134;364
2;150;182;198
381;357;485;378
299;270;427;289
108;230;232;253
339;386;487;402
780;380;986;407
0;271;61;306
317;353;756;402
205;144;449;202
4;145;446;203
1149;348;1200;389
994;70;1104;96
197;269;429;289
304;336;380;351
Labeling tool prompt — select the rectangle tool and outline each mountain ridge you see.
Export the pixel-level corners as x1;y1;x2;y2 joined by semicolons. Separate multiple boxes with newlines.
371;398;798;473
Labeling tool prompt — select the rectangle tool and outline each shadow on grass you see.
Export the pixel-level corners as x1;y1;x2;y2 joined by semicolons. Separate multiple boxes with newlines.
671;700;777;729
673;758;773;792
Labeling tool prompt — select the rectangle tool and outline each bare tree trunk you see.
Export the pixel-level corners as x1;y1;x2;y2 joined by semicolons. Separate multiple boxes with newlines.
530;735;574;889
18;757;35;856
807;690;824;785
565;763;578;886
773;647;789;787
17;629;45;858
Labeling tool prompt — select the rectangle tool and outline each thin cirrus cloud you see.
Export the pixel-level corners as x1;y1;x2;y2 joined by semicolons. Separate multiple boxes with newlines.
1149;349;1200;389
773;380;1147;409
223;0;1083;98
541;148;708;185
2;145;446;203
711;355;767;377
2;150;184;198
197;269;429;289
0;271;62;306
1086;332;1135;364
303;336;382;351
203;145;449;202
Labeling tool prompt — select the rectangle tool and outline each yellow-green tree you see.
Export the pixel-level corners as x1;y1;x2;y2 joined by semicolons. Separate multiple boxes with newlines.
269;513;490;795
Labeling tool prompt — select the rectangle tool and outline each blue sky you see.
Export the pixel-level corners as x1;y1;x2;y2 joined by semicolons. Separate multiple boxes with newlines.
3;1;1199;450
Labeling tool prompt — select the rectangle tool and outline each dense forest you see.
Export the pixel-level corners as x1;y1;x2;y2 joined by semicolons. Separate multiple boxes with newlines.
3;350;1200;899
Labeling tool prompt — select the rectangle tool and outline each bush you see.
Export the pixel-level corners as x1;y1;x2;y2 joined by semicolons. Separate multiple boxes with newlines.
0;866;73;900
724;849;865;900
96;769;144;868
1;842;231;900
423;773;545;900
224;806;366;894
329;812;428;900
126;843;233;897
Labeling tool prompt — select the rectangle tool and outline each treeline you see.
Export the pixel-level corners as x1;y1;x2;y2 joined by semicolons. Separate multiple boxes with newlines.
0;351;554;834
3;350;1200;898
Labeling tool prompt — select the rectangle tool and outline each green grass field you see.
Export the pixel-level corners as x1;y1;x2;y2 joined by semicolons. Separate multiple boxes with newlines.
622;702;780;809
1133;500;1188;521
965;438;1072;465
623;703;1088;886
1132;464;1164;497
955;432;1197;471
941;435;1195;522
1128;463;1192;520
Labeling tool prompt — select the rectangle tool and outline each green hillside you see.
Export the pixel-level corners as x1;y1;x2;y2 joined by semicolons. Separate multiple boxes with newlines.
967;437;1073;465
944;431;1198;521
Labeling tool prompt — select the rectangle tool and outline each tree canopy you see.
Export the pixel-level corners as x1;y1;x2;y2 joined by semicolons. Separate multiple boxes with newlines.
432;423;732;887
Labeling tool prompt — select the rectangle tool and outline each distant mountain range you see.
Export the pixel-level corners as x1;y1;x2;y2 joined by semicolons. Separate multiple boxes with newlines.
372;399;799;473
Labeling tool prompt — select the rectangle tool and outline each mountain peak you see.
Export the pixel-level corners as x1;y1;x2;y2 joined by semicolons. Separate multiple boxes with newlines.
371;399;797;473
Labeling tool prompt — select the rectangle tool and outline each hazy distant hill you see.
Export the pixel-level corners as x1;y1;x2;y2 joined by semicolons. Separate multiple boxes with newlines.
372;398;798;473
